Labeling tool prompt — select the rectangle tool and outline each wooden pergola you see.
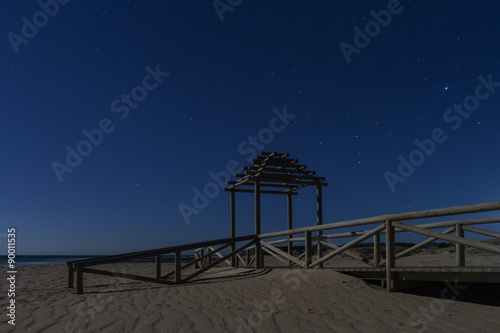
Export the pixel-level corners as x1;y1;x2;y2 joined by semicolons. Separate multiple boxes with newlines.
224;152;328;268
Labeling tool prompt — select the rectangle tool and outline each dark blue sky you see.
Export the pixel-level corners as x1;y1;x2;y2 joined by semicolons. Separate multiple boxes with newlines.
2;1;499;255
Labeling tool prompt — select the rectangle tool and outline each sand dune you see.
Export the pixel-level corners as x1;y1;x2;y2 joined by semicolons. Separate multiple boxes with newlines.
2;258;500;332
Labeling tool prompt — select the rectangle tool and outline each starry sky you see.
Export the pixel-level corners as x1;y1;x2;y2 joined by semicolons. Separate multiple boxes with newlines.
2;1;500;255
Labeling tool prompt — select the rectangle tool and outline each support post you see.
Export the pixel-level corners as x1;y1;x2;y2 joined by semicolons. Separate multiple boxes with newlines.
155;255;162;278
287;192;293;267
373;233;380;267
255;180;262;268
385;220;395;292
67;263;74;288
305;231;312;269
316;185;323;268
456;223;465;266
76;267;83;295
175;250;182;284
230;190;237;267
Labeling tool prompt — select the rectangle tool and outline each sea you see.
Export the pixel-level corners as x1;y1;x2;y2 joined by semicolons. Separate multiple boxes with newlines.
0;254;196;266
0;255;102;266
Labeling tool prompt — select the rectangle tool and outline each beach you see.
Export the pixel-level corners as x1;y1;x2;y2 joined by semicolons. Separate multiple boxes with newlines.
2;251;500;333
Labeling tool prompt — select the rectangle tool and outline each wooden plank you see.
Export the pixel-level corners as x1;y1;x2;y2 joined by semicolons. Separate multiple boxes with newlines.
260;240;305;268
310;224;386;268
393;222;500;254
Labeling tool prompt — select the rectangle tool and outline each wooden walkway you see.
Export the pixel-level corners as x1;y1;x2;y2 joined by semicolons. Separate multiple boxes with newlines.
67;201;500;294
332;266;500;284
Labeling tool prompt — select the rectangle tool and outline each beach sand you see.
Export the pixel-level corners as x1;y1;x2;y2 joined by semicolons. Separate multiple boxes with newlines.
2;253;500;333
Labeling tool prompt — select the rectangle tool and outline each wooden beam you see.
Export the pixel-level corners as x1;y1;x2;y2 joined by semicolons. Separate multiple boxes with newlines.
82;267;175;285
287;192;293;267
175;251;182;284
155;255;162;278
76;267;83;294
230;190;236;267
462;225;500;239
456;224;465;266
223;188;298;195
317;185;323;269
67;263;74;288
183;240;256;283
385;220;395;292
260;240;305;267
305;231;312;269
255;180;262;268
320;241;371;265
373;234;380;267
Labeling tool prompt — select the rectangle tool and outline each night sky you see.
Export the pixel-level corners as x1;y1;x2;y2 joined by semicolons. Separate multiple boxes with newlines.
2;1;500;255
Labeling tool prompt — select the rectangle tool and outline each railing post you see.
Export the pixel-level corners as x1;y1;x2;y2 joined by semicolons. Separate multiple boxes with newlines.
373;233;380;267
305;231;312;269
456;223;465;266
76;267;83;295
385;220;395;292
67;263;74;288
316;185;323;268
255;180;263;269
175;250;182;284
155;255;162;278
287;192;293;267
230;189;237;267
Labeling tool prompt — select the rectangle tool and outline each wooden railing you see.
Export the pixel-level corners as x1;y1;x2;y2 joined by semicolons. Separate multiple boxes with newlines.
67;235;256;294
256;201;500;291
68;201;500;294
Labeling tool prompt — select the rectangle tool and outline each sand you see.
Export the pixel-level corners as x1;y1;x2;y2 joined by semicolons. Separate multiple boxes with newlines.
2;254;500;333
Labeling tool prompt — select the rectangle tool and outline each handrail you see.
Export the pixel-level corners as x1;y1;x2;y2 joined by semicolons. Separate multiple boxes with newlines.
68;234;256;268
259;201;500;239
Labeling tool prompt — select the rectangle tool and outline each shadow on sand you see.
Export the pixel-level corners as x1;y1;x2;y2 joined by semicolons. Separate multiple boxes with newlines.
399;282;500;307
